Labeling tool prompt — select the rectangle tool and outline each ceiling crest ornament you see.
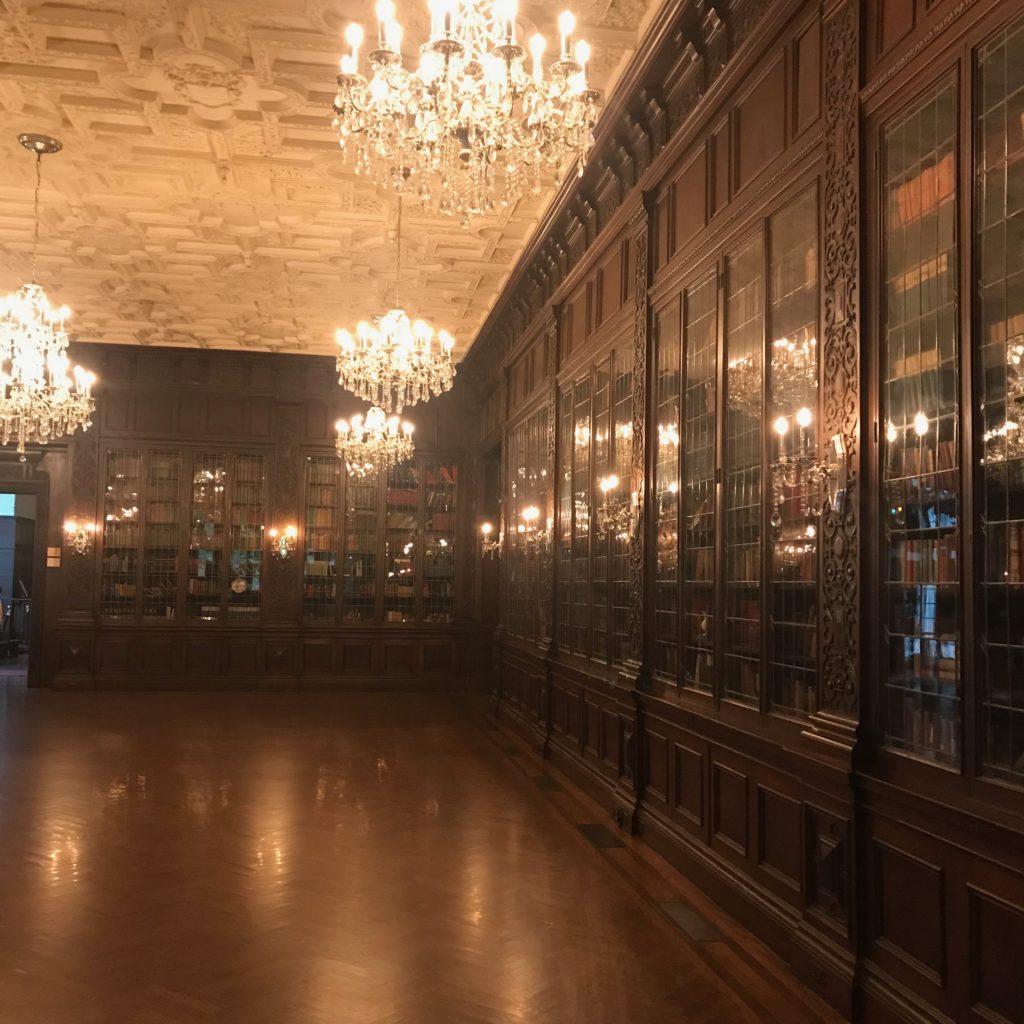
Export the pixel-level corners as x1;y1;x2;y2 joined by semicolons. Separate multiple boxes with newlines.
0;134;96;459
331;0;600;224
165;62;246;105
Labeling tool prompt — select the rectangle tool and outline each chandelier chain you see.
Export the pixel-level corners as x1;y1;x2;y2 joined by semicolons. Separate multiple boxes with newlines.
31;152;42;283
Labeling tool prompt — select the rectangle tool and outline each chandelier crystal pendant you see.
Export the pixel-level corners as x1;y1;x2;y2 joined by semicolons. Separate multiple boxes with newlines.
335;406;415;478
336;198;455;412
0;134;96;458
332;0;600;224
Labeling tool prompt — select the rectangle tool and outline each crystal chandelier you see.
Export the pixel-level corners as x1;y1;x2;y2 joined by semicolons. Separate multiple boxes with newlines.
0;135;96;458
335;406;415;478
332;0;600;223
336;199;455;412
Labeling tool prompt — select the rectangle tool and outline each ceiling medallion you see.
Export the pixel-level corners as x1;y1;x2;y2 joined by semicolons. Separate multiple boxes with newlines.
0;135;96;459
336;198;455;412
332;0;600;224
335;406;415;478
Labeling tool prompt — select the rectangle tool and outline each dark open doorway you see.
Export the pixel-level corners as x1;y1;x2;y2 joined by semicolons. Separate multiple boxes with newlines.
0;493;37;686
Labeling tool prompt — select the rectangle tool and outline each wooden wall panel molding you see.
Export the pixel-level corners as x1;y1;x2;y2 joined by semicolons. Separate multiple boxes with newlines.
806;804;851;931
863;0;983;98
818;0;860;721
967;888;1024;1023
870;840;947;986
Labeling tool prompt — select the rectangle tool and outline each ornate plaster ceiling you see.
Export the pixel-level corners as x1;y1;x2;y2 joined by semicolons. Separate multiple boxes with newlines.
0;0;655;357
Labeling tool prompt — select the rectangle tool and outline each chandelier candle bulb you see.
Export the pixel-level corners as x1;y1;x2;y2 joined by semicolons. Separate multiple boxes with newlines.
559;10;574;59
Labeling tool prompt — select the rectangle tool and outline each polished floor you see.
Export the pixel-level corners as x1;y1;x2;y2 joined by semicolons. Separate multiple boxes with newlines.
0;687;839;1023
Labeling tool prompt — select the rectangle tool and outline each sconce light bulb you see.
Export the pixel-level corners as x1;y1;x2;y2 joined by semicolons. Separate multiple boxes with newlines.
774;415;790;436
796;406;813;428
481;522;493;536
914;411;929;436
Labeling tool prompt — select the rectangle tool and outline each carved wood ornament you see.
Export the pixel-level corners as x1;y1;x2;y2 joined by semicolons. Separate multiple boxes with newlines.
820;0;860;717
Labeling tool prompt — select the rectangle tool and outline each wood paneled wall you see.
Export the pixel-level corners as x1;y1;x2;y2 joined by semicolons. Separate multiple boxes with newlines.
40;344;492;692
460;0;1024;1021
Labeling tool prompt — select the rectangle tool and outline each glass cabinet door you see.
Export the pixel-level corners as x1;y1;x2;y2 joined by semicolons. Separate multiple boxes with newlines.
571;377;593;654
506;420;529;637
880;79;961;764
682;273;718;691
227;455;264;621
424;461;457;623
654;300;681;680
100;450;142;618
141;451;181;620
610;350;633;663
724;235;765;705
592;362;611;658
976;19;1024;782
557;388;573;650
384;462;420;623
767;190;819;715
187;454;227;621
343;472;379;622
304;456;340;621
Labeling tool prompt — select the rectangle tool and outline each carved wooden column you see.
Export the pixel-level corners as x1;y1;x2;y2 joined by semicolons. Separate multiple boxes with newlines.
814;0;860;745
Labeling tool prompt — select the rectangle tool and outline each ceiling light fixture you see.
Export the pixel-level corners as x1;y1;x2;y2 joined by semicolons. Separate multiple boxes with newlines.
332;0;600;224
336;197;455;412
335;406;415;478
0;134;96;458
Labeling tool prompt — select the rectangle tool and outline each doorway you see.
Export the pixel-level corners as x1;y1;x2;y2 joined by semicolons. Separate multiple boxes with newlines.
0;493;37;686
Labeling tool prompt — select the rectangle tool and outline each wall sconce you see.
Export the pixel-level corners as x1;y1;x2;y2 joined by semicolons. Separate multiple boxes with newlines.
480;521;501;558
515;505;550;552
595;474;638;536
63;519;96;555
771;407;849;528
268;525;298;560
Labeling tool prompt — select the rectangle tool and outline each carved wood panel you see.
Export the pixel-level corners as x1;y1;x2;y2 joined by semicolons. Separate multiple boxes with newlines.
820;0;860;717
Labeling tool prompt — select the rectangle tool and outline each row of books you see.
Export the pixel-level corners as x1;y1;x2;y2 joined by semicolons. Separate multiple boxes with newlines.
889;537;959;583
728;544;762;582
891;696;959;758
304;560;335;577
893;153;954;226
103;583;137;598
103;554;136;573
988;522;1024;583
890;439;957;478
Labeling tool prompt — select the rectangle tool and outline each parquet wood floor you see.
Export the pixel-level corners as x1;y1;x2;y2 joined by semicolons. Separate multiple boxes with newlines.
0;686;841;1024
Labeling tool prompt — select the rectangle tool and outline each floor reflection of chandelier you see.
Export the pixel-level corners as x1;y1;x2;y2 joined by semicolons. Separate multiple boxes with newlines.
332;0;599;223
336;198;455;412
0;135;96;458
336;406;415;478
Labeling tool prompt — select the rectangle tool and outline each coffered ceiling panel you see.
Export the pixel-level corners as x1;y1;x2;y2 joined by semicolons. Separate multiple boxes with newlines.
0;0;655;357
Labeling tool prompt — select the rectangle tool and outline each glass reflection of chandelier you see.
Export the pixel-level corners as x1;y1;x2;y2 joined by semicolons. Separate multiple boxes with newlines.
332;0;599;223
335;406;415;478
0;135;96;458
336;199;455;412
983;340;1024;463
